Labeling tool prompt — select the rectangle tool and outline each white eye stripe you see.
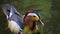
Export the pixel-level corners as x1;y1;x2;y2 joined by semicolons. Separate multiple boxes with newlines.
27;13;39;19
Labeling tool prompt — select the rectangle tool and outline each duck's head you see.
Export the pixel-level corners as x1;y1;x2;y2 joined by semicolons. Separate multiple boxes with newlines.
24;9;44;26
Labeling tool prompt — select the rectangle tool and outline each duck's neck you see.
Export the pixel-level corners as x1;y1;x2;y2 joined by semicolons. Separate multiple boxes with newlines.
30;21;36;30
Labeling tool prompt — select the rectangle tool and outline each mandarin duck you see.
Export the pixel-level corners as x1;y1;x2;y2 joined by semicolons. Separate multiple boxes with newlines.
2;4;24;34
23;9;44;34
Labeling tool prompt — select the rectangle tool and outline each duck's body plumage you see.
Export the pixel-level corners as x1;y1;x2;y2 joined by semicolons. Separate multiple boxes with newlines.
2;4;24;34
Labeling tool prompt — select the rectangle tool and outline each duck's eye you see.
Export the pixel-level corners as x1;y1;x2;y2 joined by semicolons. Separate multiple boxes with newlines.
33;16;36;17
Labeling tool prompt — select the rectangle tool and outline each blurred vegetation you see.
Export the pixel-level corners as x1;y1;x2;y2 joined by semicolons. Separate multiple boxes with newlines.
0;0;60;34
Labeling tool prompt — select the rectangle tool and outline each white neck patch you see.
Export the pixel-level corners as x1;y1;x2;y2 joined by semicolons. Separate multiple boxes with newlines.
27;13;39;19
